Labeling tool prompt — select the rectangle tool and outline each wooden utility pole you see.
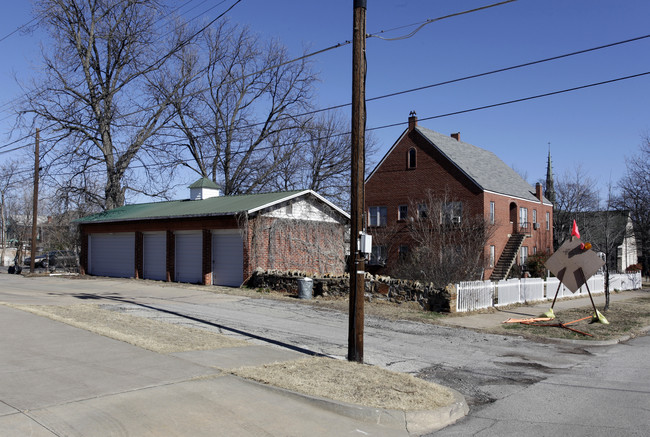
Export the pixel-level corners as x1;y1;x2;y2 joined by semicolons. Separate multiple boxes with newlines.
348;0;367;363
30;128;40;273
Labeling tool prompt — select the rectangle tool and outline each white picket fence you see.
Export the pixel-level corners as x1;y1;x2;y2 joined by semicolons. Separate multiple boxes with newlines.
456;272;642;313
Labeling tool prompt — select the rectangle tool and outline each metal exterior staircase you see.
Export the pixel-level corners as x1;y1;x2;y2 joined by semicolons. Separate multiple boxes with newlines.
490;233;526;281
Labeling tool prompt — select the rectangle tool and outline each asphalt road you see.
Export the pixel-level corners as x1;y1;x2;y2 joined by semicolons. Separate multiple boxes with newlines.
2;274;648;435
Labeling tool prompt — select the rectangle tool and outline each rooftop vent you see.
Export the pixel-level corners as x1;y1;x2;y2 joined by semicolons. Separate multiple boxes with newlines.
188;178;221;200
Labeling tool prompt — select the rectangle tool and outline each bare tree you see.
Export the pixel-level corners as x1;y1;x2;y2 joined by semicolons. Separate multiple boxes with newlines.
581;182;636;310
0;161;21;265
553;166;599;249
268;111;378;208
167;20;317;195
616;136;650;280
387;190;495;287
20;0;194;210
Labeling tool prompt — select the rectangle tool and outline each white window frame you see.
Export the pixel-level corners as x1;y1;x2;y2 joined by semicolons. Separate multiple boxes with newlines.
369;206;387;227
489;245;495;267
520;246;529;266
370;245;387;265
489;201;495;225
519;207;528;228
398;205;408;221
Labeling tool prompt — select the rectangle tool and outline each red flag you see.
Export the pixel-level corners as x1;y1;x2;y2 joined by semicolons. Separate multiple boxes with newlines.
571;219;580;239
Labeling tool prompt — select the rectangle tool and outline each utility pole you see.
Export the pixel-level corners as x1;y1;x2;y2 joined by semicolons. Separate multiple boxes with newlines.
348;0;366;363
30;128;39;273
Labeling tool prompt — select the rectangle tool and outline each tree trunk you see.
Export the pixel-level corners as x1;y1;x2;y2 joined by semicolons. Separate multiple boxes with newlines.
604;265;610;311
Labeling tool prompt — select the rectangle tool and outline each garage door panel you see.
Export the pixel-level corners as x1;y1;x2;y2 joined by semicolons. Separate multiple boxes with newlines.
212;232;243;287
89;233;135;278
175;232;202;284
143;232;166;281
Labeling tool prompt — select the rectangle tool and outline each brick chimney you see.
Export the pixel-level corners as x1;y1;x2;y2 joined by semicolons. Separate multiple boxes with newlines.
408;111;417;130
450;132;460;141
535;182;543;202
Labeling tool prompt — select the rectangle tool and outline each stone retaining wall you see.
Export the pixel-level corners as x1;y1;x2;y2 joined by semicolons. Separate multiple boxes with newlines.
246;269;456;313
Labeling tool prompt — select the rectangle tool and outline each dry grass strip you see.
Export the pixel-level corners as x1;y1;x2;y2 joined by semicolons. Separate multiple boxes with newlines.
9;303;248;353
232;356;455;411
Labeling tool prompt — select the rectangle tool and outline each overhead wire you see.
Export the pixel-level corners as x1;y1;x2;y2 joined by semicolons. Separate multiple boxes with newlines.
0;0;236;115
368;0;517;40
2;1;648;184
11;69;650;176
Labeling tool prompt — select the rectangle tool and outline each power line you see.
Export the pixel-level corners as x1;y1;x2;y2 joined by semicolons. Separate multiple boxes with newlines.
2;5;648;163
4;65;650;160
15;69;650;176
369;71;650;131
0;0;238;114
368;0;517;41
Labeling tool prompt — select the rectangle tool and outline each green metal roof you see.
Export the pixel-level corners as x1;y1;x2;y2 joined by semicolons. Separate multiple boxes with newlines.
188;177;220;189
75;190;307;224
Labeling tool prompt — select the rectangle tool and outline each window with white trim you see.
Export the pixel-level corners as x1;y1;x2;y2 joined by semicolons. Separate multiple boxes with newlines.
519;207;528;228
370;245;387;265
407;148;416;169
489;201;495;225
398;205;408;221
368;206;387;227
520;246;529;265
443;201;463;224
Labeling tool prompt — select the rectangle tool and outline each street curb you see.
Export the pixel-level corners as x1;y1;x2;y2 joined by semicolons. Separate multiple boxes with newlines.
234;375;469;435
539;324;650;346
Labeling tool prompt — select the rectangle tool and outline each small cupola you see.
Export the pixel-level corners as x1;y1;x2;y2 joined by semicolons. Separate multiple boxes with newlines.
189;178;221;200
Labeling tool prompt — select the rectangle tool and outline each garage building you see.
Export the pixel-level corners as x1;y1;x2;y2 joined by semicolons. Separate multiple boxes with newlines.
76;179;349;286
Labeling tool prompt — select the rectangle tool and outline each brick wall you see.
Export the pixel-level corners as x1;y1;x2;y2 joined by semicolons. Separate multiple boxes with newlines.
166;230;175;282
365;121;553;280
246;216;346;276
366;128;484;268
202;229;212;285
482;191;554;279
135;231;143;279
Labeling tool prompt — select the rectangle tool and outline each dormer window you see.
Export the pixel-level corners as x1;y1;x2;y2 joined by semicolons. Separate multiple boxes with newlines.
407;148;416;169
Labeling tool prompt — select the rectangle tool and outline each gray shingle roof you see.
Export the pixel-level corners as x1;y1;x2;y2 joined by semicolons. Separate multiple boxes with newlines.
416;127;551;204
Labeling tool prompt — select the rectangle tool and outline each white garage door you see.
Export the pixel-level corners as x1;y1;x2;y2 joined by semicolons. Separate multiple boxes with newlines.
89;233;135;278
143;232;166;281
212;231;243;287
175;232;203;284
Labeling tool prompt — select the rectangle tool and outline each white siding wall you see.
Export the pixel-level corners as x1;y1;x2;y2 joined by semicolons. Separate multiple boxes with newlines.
264;198;342;223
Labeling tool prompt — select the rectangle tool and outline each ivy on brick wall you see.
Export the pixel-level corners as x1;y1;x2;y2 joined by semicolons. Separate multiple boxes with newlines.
239;214;345;275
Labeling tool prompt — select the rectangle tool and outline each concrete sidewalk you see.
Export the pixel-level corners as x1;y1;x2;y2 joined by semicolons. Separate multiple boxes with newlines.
439;289;648;333
1;303;419;436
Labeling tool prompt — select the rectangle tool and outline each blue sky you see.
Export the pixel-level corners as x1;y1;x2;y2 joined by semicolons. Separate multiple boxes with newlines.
1;0;649;201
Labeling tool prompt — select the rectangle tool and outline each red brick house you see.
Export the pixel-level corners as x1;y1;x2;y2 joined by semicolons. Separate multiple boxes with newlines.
365;114;553;280
76;179;349;286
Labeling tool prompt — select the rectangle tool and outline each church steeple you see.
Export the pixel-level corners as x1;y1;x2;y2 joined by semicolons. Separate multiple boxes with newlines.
545;144;556;204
